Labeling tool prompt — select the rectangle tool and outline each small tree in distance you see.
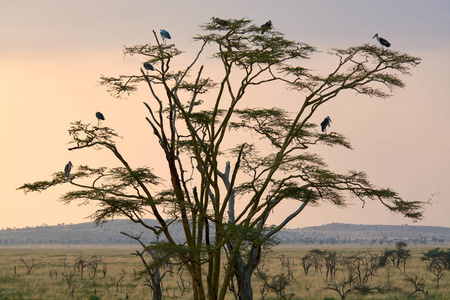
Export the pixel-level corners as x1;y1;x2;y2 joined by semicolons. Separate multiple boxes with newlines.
379;241;411;274
421;248;450;288
19;18;424;300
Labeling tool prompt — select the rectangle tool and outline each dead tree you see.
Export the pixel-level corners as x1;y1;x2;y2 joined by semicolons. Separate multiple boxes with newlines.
406;275;428;297
116;269;127;293
60;258;69;272
101;262;108;278
256;258;295;300
74;255;89;280
301;249;325;275
121;232;173;300
345;252;379;285
49;268;58;280
88;256;102;279
62;271;74;291
176;269;192;298
19;258;36;275
106;278;114;294
301;256;313;275
324;274;358;300
325;261;385;300
279;255;294;269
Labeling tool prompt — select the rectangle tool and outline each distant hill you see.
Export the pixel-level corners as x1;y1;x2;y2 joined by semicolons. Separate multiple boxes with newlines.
277;223;450;246
1;220;450;246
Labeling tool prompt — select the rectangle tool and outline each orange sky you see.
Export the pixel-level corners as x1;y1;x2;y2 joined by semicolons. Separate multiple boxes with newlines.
1;0;449;229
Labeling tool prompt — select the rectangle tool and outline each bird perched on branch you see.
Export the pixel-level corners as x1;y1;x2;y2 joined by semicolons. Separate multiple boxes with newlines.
160;29;171;42
261;20;272;34
212;17;229;27
321;116;332;133
143;62;154;71
372;33;391;48
64;161;73;180
96;112;105;127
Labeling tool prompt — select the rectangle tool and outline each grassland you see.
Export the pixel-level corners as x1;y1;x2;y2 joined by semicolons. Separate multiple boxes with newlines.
0;244;449;299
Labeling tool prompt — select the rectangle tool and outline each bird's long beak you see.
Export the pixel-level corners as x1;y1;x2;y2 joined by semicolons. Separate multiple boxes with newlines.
372;34;377;39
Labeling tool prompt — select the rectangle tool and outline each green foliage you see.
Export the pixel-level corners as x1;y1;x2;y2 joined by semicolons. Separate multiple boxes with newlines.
421;248;450;288
198;18;315;68
421;248;450;269
379;242;411;275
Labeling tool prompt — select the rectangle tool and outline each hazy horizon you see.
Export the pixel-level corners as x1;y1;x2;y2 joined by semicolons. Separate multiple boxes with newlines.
3;219;450;231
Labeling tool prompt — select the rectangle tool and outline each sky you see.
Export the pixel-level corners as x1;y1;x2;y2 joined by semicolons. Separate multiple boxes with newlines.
0;0;449;230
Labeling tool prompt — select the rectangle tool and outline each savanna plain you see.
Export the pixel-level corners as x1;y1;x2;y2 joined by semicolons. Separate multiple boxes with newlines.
0;244;449;299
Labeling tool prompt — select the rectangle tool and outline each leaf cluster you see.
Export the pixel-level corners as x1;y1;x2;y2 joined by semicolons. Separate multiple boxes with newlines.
197;18;316;72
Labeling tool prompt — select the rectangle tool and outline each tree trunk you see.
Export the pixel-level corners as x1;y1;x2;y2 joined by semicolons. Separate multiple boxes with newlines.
233;245;261;300
237;268;254;300
152;284;163;300
151;271;163;300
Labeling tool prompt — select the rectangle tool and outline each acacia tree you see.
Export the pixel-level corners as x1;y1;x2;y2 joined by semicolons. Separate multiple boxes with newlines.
421;248;450;288
379;241;411;274
19;18;424;300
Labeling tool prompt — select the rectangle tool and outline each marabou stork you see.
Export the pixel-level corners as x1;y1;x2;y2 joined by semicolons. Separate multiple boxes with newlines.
160;29;171;42
96;111;105;127
143;62;154;71
321;116;332;133
372;33;391;48
213;17;229;27
64;161;73;179
261;20;272;34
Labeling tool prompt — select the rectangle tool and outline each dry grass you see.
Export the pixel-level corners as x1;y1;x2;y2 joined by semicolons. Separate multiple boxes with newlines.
0;244;449;299
258;245;450;299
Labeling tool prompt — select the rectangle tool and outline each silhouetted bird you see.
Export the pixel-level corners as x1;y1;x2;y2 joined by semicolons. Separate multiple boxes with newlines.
64;161;73;179
261;20;272;34
213;17;229;27
143;62;154;71
320;116;332;133
160;29;171;42
372;33;391;48
96;112;105;127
